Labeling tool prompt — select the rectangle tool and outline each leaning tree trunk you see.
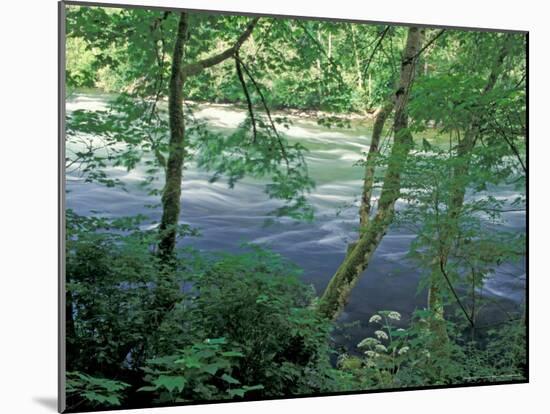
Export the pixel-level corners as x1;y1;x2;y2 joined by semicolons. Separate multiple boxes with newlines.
318;27;425;320
158;13;188;259
358;102;394;227
427;38;510;340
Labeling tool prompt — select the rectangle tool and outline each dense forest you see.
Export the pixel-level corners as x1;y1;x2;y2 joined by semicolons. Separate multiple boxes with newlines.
63;4;527;412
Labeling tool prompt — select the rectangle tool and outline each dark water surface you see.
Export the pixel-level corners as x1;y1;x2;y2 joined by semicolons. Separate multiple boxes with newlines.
66;94;526;349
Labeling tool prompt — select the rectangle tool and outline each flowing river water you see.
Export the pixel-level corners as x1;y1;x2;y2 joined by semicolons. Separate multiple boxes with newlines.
66;93;526;349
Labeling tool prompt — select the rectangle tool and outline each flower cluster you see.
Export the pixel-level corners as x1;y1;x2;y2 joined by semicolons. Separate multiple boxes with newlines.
358;337;379;348
358;311;411;364
374;330;389;340
369;314;382;324
387;311;401;321
398;346;409;355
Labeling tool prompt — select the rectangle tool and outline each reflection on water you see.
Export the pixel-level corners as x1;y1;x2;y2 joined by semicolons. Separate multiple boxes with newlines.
66;94;526;347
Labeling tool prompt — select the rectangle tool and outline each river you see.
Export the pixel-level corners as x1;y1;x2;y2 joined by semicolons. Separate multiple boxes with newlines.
66;93;526;349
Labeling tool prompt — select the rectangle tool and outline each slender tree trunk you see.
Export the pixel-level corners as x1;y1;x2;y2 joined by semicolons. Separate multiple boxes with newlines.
368;73;373;99
156;15;256;259
158;13;188;259
319;27;425;320
427;38;510;337
427;126;476;341
113;15;258;369
350;26;364;91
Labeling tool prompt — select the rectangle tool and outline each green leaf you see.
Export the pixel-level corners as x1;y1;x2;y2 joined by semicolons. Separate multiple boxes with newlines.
228;384;263;398
183;356;202;369
221;351;244;358
154;375;187;393
202;364;220;375
137;386;158;392
221;373;240;385
228;388;246;398
243;384;264;392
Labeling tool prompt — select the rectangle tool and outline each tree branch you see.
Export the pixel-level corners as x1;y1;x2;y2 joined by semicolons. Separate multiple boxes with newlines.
234;52;257;143
235;56;290;168
439;258;475;327
403;29;446;66
362;26;390;82
182;18;259;77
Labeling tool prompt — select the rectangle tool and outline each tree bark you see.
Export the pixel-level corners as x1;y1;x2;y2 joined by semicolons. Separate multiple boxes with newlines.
158;12;189;259
319;27;425;320
359;102;394;227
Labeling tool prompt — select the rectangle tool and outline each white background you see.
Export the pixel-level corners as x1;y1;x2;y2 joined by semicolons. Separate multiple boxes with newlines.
0;0;546;413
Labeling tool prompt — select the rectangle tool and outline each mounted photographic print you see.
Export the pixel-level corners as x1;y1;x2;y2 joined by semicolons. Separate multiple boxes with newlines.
59;0;528;412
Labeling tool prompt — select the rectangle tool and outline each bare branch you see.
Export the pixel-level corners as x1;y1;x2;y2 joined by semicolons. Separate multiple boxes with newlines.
234;52;257;143
361;26;390;81
439;259;475;327
235;56;290;168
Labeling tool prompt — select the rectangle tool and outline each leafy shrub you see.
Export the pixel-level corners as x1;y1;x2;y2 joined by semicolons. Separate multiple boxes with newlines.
139;337;263;403
66;210;199;376
66;212;338;404
190;245;336;396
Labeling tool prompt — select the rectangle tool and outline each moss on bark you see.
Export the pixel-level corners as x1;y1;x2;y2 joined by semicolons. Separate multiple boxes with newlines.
158;12;189;259
319;27;425;321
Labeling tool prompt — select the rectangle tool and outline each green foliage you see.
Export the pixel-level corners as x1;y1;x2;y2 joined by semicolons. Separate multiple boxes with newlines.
66;371;130;408
182;245;337;395
140;337;264;402
65;210;199;375
66;37;99;89
66;216;337;405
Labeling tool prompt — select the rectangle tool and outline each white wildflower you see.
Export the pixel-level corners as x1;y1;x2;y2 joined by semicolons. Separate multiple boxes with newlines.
387;311;401;321
423;350;431;358
398;346;410;355
366;358;378;367
358;337;379;348
364;350;376;358
369;314;382;324
375;344;388;353
374;330;389;340
396;328;406;332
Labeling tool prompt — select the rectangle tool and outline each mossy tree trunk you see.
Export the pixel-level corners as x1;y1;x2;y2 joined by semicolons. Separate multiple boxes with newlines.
358;102;394;227
157;15;258;259
319;27;425;321
158;12;189;259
